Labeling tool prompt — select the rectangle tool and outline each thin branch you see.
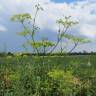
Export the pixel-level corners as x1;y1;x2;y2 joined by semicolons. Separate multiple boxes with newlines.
49;26;69;54
69;42;78;53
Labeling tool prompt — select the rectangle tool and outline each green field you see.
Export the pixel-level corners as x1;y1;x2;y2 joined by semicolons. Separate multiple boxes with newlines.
0;55;96;96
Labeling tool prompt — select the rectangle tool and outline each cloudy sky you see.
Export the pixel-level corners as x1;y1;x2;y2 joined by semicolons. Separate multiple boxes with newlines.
0;0;96;52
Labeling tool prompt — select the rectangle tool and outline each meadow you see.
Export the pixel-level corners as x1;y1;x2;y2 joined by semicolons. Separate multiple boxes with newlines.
0;0;95;96
0;55;96;96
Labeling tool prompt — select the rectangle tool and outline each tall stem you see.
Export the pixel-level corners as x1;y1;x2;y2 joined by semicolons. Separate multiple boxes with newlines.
49;26;69;54
31;9;40;55
69;42;78;53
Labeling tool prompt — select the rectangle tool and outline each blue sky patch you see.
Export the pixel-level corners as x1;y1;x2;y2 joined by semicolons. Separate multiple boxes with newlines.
51;0;76;3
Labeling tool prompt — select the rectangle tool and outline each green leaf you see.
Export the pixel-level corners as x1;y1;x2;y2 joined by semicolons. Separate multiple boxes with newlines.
56;16;78;27
11;13;32;23
62;34;90;43
17;28;30;36
26;41;55;48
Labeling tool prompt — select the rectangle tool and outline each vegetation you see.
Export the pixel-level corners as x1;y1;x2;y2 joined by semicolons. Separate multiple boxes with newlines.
0;55;96;96
11;4;90;55
0;3;95;96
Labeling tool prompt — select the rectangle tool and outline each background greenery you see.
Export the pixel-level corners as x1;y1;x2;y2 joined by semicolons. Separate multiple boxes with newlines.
0;55;96;96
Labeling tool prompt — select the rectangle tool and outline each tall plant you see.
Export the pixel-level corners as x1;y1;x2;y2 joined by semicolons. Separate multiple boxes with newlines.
11;4;90;55
11;4;55;56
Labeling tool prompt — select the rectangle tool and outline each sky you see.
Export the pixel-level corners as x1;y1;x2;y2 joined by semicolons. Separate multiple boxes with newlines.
0;0;96;52
52;0;76;3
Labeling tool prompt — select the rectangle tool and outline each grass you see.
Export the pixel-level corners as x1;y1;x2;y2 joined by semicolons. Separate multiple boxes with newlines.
0;55;96;96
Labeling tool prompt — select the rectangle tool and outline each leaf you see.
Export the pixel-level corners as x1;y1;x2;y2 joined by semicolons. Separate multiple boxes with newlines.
62;34;91;43
56;16;78;27
17;28;30;36
26;41;55;48
11;13;32;23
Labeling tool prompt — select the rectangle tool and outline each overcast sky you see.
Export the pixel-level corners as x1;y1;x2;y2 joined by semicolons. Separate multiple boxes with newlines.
0;0;96;52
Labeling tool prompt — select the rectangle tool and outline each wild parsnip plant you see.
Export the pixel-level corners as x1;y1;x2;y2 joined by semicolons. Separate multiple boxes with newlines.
11;4;90;55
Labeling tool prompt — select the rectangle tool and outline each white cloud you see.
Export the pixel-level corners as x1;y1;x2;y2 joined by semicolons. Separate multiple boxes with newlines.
0;25;7;32
0;0;96;38
0;3;7;32
79;24;96;38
